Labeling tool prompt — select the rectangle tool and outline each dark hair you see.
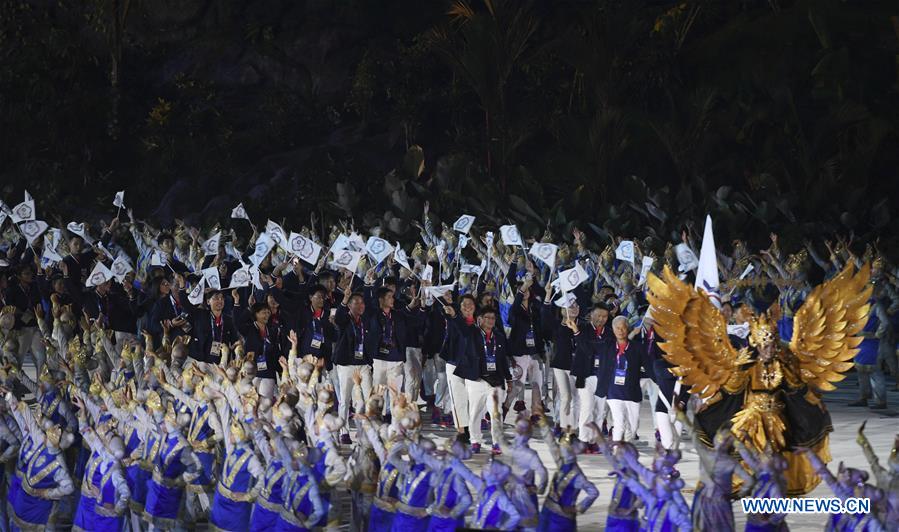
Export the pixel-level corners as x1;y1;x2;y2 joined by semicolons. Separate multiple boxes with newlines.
382;276;397;287
476;306;497;318
205;289;224;302
459;294;476;305
309;284;328;297
251;302;270;316
376;286;394;299
156;233;175;246
591;303;610;313
318;271;335;281
348;291;365;303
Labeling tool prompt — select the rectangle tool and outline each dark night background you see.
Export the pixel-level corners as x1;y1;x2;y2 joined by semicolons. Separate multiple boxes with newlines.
2;0;898;256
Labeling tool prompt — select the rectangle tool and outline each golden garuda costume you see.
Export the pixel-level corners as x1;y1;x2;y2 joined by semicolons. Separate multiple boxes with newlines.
647;263;871;495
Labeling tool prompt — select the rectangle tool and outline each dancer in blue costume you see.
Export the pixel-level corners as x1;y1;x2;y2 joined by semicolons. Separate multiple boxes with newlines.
364;419;406;532
535;411;598;532
6;390;75;531
618;452;692;532
98;378;161;532
0;398;22;532
209;410;264;532
391;437;435;532
70;394;130;532
408;436;472;532
492;398;547;531
733;438;790;532
346;377;386;532
276;436;325;532
591;428;643;531
856;423;899;529
676;403;754;532
800;448;888;532
249;424;291;531
142;392;203;532
765;244;810;342
451;455;522;530
161;368;223;524
305;410;348;531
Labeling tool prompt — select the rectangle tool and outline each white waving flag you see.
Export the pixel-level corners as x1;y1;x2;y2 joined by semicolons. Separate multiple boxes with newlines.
231;202;250;221
110;255;133;282
637;256;654;288
554;261;589;292
615;240;635;264
499;225;523;246
329;234;350;256
529;242;558;269
265;220;288;250
10;199;36;224
394;244;411;271
19;220;48;245
287;232;322;265
425;283;456;299
228;265;251;288
85;261;114;288
202;232;221;256
202;267;222;291
365;237;393;266
674;243;698;273
67;221;94;244
330;249;363;274
452;214;475;234
694;215;721;309
188;278;206;305
249;233;274;266
460;260;486;275
113;191;126;209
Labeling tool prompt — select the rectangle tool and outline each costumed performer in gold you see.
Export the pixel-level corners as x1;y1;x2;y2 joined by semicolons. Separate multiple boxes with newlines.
646;262;871;495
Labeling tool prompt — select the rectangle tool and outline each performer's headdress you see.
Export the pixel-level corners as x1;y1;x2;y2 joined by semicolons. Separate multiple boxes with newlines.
748;312;778;349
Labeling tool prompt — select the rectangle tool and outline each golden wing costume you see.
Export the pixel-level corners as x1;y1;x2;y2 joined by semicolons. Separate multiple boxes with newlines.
647;263;871;495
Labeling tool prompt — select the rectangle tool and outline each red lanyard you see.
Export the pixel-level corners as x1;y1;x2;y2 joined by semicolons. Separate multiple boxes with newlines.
616;341;629;361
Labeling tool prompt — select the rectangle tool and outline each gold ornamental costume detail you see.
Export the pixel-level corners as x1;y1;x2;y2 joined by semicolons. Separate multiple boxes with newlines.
646;263;871;495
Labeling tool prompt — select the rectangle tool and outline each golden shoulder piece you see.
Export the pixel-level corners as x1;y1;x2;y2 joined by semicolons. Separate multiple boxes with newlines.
164;403;177;426
38;365;54;384
46;424;62;447
146;390;163;413
230;418;246;441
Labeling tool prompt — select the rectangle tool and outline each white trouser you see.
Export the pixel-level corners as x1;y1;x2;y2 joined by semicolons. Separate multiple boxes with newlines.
607;399;641;442
16;326;46;371
505;355;543;413
336;364;373;434
404;347;423;403
466;379;506;445
553;368;578;431
445;363;469;429
372;359;404;416
423;356;449;410
577;376;606;442
640;378;659;431
655;412;683;449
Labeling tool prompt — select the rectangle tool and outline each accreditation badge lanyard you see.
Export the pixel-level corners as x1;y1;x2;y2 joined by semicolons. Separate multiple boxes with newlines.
353;316;365;360
209;314;225;356
310;309;324;350
379;312;394;355
256;325;270;371
593;327;604;369
482;329;497;372
614;342;629;386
